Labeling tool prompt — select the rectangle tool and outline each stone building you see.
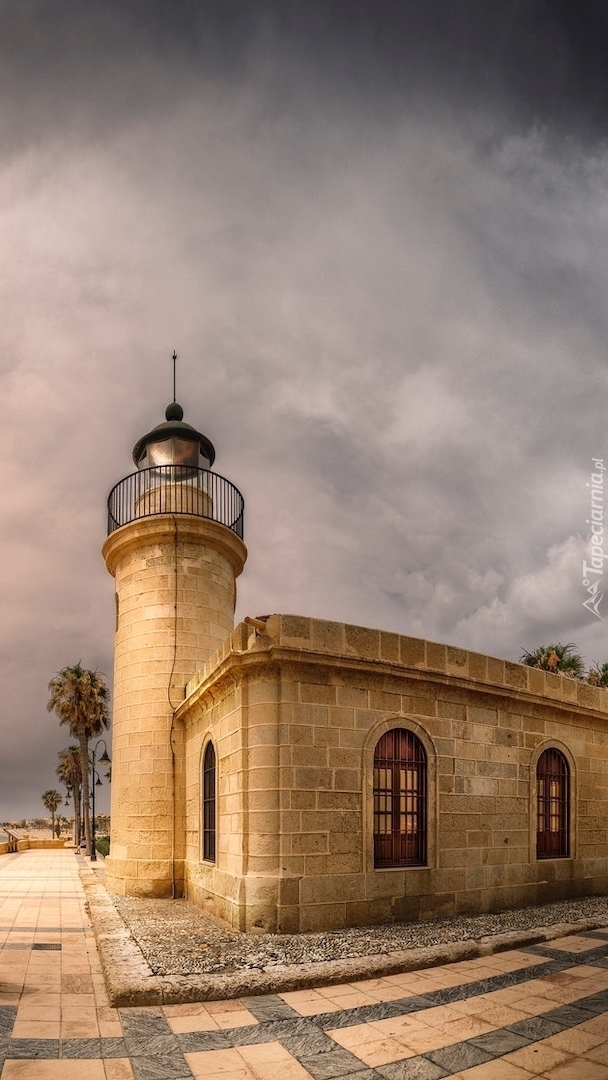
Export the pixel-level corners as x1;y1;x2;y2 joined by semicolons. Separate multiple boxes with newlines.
102;400;608;932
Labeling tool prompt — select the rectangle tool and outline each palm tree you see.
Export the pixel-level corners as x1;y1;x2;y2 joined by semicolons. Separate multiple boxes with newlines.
520;643;585;679
56;746;83;847
42;790;62;838
47;664;110;856
588;662;608;687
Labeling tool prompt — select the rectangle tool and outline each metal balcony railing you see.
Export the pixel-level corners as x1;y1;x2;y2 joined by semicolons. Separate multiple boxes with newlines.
107;465;244;539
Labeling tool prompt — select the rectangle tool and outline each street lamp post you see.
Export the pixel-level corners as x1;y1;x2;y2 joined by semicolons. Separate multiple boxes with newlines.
90;739;111;862
63;792;78;847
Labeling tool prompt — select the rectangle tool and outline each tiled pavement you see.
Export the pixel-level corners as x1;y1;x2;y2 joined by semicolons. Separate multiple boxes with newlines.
4;854;608;1078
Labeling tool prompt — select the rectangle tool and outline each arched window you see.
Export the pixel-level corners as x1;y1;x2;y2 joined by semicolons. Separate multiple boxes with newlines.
537;748;569;859
202;742;216;863
373;729;427;868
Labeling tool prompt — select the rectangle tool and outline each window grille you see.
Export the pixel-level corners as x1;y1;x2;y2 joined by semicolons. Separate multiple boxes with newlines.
537;748;569;859
203;742;216;862
373;729;427;868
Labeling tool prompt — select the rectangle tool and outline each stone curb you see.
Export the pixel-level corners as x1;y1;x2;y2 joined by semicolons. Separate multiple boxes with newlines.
78;862;163;1006
78;864;608;1007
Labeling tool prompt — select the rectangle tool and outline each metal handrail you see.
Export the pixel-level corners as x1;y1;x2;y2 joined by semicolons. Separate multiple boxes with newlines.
107;465;245;539
4;828;21;853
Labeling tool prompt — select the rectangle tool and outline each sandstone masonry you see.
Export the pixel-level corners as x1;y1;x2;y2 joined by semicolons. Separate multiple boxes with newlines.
177;614;608;933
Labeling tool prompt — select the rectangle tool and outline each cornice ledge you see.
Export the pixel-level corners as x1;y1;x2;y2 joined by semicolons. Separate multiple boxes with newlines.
174;641;608;724
254;645;608;722
175;649;279;720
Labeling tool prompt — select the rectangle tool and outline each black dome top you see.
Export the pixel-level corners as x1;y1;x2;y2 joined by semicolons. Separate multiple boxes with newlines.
165;402;184;422
132;403;216;467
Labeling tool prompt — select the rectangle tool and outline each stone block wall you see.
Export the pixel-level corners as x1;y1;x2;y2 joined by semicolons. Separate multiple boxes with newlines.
102;515;245;899
179;614;608;932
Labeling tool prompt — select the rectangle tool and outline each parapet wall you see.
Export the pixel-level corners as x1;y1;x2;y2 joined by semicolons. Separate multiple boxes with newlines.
186;614;608;716
0;838;69;854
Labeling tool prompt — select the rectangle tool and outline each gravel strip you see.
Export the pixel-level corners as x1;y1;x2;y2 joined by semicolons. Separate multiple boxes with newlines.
81;866;608;1004
111;891;608;976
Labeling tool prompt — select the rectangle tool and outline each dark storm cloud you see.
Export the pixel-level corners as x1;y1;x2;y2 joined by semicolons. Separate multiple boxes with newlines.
4;1;608;137
2;1;608;817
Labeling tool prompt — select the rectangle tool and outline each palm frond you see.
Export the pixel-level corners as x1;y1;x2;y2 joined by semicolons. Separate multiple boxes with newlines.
520;643;584;678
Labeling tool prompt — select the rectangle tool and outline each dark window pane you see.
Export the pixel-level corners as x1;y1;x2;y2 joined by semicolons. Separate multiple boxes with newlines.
373;729;427;868
203;741;216;863
537;748;569;859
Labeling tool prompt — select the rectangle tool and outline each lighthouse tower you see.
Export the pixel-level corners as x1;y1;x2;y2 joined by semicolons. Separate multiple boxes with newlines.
102;398;246;897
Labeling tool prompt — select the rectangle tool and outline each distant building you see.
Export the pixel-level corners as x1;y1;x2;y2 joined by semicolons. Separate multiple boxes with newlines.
102;400;608;932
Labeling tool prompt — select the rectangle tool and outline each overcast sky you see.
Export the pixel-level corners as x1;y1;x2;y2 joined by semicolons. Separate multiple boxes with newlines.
3;0;608;818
